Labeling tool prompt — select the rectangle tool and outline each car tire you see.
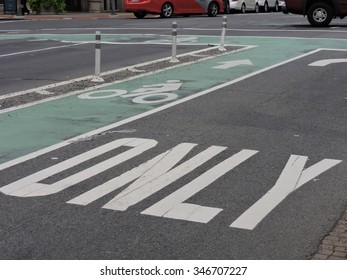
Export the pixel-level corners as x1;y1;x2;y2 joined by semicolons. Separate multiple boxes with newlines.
307;2;333;27
161;3;174;18
208;1;219;17
274;2;279;12
263;2;269;13
241;3;246;14
134;12;146;19
255;3;260;13
224;1;231;14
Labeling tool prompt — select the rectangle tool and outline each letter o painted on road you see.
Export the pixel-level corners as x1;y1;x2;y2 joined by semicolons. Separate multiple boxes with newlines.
132;93;178;104
78;89;127;99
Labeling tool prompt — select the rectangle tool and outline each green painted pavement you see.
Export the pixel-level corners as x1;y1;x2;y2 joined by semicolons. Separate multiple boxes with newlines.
1;35;347;163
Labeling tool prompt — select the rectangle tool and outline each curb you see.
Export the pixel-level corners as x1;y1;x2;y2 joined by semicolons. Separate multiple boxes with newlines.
312;209;347;260
0;12;135;20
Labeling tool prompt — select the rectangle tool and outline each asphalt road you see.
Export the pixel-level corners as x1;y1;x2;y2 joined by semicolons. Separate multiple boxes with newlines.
1;12;347;260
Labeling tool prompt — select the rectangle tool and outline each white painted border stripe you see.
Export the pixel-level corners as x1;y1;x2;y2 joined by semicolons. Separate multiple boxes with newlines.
0;42;87;58
0;48;322;171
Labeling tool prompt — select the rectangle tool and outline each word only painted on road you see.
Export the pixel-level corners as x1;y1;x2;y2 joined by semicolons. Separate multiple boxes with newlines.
78;80;183;104
0;138;342;230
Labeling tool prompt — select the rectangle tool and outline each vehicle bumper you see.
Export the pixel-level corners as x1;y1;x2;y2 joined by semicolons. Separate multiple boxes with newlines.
229;2;242;10
125;0;159;13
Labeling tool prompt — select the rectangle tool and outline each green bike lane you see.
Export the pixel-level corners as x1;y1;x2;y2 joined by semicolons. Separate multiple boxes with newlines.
2;35;347;164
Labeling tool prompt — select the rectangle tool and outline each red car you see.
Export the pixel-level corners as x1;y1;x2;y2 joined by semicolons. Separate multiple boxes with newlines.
125;0;225;18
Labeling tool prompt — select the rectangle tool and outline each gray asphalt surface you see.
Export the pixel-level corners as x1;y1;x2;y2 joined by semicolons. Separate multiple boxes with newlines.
1;12;347;260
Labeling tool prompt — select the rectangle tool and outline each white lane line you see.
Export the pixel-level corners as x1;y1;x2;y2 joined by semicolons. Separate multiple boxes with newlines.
0;42;88;58
28;39;48;42
309;58;347;66
0;48;322;171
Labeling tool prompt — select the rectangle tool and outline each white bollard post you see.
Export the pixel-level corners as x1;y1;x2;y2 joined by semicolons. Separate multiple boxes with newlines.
219;16;227;51
92;31;104;82
170;21;179;63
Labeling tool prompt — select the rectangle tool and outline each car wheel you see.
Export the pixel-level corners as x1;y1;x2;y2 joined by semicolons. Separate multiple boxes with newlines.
263;2;269;12
208;1;219;17
134;12;146;19
241;3;246;14
307;2;333;27
161;3;174;18
274;2;279;12
255;3;260;13
224;1;231;14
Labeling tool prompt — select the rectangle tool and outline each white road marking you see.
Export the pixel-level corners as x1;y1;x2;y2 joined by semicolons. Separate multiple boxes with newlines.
28;39;48;42
68;143;199;206
35;89;54;95
141;149;258;223
230;156;341;230
0;42;88;58
102;146;227;211
295;159;342;190
160;203;222;223
78;80;183;104
0;48;322;172
213;59;253;69
0;138;157;196
309;58;347;66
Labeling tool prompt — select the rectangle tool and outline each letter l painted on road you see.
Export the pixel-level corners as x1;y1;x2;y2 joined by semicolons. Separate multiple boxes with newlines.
141;149;258;223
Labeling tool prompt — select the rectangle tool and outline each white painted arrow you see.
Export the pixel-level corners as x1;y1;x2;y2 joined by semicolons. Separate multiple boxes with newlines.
213;59;253;69
309;59;347;67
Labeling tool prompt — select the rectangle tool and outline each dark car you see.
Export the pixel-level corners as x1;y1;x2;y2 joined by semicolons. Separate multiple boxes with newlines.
283;0;347;27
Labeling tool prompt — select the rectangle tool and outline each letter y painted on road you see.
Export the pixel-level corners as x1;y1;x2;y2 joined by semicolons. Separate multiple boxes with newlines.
230;155;342;230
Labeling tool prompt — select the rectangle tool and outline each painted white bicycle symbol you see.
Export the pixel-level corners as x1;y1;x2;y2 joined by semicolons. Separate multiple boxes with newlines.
78;80;183;104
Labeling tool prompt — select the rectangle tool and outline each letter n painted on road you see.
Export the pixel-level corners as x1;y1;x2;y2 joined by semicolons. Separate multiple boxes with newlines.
69;144;232;210
230;156;342;230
